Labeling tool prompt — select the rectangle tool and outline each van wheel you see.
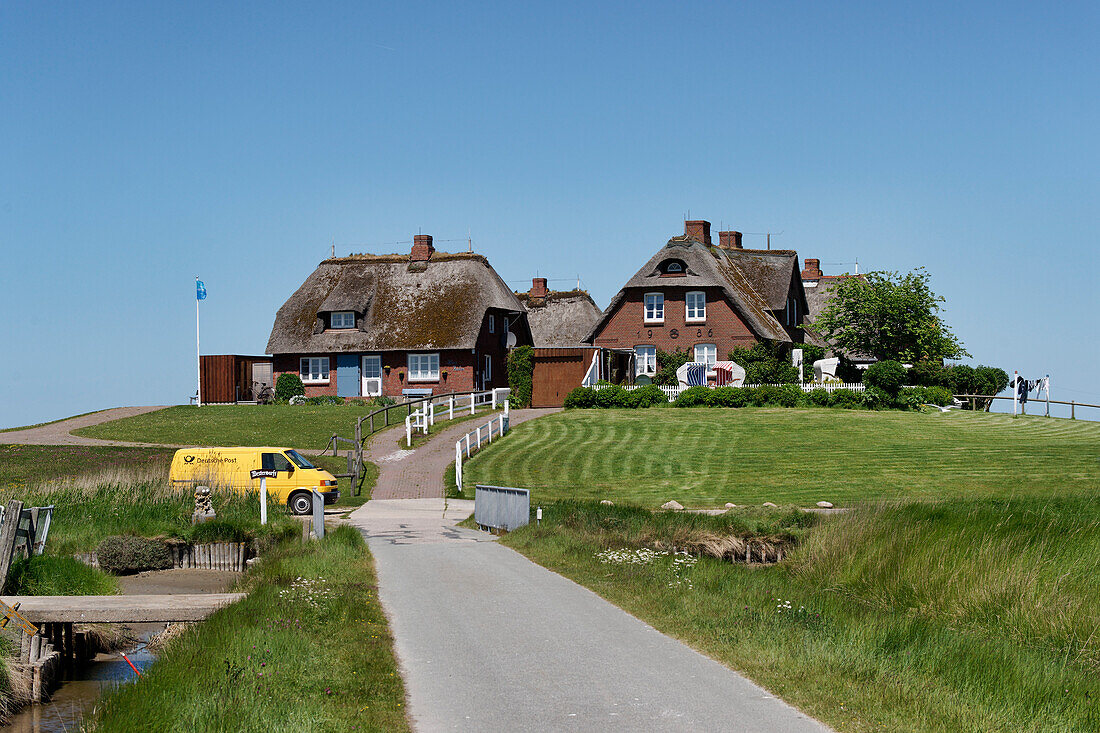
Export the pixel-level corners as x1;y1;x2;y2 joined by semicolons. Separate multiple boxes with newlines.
289;492;313;515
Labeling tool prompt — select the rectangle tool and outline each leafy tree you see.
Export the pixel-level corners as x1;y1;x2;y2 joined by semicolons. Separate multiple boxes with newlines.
728;340;799;384
815;269;968;362
653;348;692;386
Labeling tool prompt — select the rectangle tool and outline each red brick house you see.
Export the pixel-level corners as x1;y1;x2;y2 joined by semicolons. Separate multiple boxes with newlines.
266;235;532;399
586;220;809;379
515;277;604;407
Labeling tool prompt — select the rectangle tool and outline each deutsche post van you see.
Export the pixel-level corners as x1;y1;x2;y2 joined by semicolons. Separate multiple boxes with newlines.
168;447;339;514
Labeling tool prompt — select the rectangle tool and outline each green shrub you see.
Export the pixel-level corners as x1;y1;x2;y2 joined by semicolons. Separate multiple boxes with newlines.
563;387;597;409
275;373;305;402
751;385;786;406
594;385;628;408
506;346;534;408
907;360;948;387
863;360;907;395
299;395;343;406
808;388;831;406
707;386;751;407
898;385;955;408
624;384;669;408
98;535;174;575
674;386;712;407
943;364;976;395
778;384;806;407
729;340;799;384
372;395;396;407
829;389;864;409
973;365;1010;397
863;386;893;409
654;348;693;386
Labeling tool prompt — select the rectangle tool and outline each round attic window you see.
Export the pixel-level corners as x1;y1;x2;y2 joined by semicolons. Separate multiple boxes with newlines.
659;259;687;275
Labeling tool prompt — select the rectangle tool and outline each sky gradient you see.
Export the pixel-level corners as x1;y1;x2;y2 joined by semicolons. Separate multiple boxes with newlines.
2;1;1097;427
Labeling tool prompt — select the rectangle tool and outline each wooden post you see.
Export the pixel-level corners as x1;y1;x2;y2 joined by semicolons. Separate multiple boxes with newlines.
1045;375;1050;418
260;478;268;525
63;623;73;664
470;393;475;415
1071;401;1075;419
0;499;24;586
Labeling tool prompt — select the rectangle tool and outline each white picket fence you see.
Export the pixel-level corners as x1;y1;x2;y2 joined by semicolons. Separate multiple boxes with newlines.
593;382;866;401
454;409;511;491
405;388;510;447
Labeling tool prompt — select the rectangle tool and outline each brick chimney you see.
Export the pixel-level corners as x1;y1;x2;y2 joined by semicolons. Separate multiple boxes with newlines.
801;258;823;279
530;277;548;299
718;231;743;250
684;220;712;246
410;234;434;262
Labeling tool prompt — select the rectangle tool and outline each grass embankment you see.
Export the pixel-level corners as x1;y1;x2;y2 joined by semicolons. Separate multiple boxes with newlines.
507;500;1100;731
89;525;409;732
461;409;1100;506
0;445;175;492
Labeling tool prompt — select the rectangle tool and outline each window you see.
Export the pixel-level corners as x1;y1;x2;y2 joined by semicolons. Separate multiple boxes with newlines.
484;355;492;381
694;343;717;367
659;258;687;276
407;352;440;381
286;449;315;469
300;357;329;383
666;262;682;272
330;311;355;329
686;291;706;322
635;345;656;375
786;297;798;326
644;292;664;323
489;315;495;334
261;452;293;473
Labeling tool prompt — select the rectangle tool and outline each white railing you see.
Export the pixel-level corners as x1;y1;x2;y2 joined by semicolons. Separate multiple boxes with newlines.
405;389;510;447
454;404;511;490
591;382;867;401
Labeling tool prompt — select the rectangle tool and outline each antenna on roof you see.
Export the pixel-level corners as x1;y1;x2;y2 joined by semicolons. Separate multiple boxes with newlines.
577;273;581;290
467;228;472;253
766;231;784;250
855;257;859;275
331;239;335;258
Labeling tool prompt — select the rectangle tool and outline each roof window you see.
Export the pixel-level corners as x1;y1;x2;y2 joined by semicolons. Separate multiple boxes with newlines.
658;259;687;277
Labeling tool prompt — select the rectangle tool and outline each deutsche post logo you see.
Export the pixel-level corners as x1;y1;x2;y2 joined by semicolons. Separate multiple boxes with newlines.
184;455;195;463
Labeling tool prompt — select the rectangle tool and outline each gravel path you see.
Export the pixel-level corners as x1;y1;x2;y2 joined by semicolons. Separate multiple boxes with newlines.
366;408;559;499
0;406;170;446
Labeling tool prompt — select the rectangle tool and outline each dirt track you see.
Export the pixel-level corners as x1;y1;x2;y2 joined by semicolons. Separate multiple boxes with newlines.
0;406;169;446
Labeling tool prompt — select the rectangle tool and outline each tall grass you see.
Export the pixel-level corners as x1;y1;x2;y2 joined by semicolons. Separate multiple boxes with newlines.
505;499;1100;731
89;526;409;732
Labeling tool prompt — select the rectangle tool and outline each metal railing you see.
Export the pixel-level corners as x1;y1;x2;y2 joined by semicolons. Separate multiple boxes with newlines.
454;407;511;490
474;485;530;532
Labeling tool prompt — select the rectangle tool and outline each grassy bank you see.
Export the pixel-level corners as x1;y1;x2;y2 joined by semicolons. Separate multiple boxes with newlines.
461;409;1100;506
0;445;175;492
89;525;409;732
4;555;119;595
505;500;1100;731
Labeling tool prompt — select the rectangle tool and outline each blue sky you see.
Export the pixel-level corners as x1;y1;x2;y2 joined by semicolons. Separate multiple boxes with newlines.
2;1;1097;427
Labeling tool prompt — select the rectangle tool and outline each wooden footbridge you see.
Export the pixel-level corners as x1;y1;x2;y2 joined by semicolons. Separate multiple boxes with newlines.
1;593;245;623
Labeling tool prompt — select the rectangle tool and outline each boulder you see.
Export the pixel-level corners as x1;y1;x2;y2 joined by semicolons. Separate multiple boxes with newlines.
600;500;614;506
660;500;684;511
724;503;737;509
816;501;834;509
762;502;779;508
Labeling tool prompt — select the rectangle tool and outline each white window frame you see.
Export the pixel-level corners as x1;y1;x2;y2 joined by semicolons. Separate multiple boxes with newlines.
666;261;683;273
484;354;492;381
635;345;657;376
407;352;440;382
330;311;355;329
644;292;664;324
686;291;706;322
489;315;495;334
299;356;330;383
694;344;717;368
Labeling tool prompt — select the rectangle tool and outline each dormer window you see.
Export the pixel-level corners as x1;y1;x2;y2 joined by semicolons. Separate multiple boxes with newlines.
331;311;355;329
658;259;687;277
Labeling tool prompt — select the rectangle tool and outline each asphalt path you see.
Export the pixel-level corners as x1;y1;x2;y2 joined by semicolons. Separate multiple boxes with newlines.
0;406;169;446
351;497;831;732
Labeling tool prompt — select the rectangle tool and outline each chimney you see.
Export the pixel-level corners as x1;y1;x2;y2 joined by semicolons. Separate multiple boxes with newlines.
684;220;712;246
718;231;743;250
530;277;548;299
410;234;434;262
801;258;823;279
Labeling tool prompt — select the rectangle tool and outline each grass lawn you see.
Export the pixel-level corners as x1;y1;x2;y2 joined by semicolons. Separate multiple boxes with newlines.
505;499;1100;732
89;526;409;732
0;444;175;492
461;408;1100;506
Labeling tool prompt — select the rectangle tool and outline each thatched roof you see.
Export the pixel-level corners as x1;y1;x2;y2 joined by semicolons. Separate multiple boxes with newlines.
586;236;806;344
266;252;528;354
802;275;874;358
516;289;603;348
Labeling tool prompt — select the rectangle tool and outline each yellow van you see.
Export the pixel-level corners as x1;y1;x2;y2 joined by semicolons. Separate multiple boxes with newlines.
168;447;339;515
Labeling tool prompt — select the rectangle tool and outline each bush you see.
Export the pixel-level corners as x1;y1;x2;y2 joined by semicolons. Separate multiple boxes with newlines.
594;385;628;408
624;384;669;408
729;341;799;384
98;535;173;575
654;348;692;386
506;346;534;408
299;395;343;406
563;387;597;409
371;395;396;407
907;360;949;387
973;366;1010;397
943;364;976;395
863;386;893;409
674;386;712;407
808;388;831;407
275;373;305;402
707;387;751;408
863;360;907;395
898;385;955;408
829;389;864;409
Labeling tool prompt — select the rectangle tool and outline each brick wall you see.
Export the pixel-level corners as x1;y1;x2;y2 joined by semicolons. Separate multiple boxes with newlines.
591;287;758;358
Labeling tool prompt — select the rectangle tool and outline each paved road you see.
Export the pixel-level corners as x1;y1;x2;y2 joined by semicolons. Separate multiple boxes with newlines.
0;406;169;446
353;504;829;728
366;408;559;499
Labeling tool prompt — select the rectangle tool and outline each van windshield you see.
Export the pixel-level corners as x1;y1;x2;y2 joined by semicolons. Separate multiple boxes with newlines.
286;450;315;469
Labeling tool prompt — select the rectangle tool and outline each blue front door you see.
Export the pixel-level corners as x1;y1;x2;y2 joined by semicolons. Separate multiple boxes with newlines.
336;354;360;397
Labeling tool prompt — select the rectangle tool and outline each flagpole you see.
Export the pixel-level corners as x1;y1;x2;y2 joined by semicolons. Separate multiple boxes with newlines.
196;277;202;408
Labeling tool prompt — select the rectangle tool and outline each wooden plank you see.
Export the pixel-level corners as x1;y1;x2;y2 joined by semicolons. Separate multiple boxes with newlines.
0;500;24;585
1;594;246;623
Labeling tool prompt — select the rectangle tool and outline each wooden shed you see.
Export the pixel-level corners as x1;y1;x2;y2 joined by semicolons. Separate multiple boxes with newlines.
531;348;597;407
200;355;273;404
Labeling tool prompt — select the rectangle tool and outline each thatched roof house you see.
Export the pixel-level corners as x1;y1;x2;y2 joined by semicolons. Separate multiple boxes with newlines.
266;235;531;399
515;278;603;349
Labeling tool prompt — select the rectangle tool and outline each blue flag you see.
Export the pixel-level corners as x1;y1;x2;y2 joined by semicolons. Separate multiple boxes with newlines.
196;280;207;300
